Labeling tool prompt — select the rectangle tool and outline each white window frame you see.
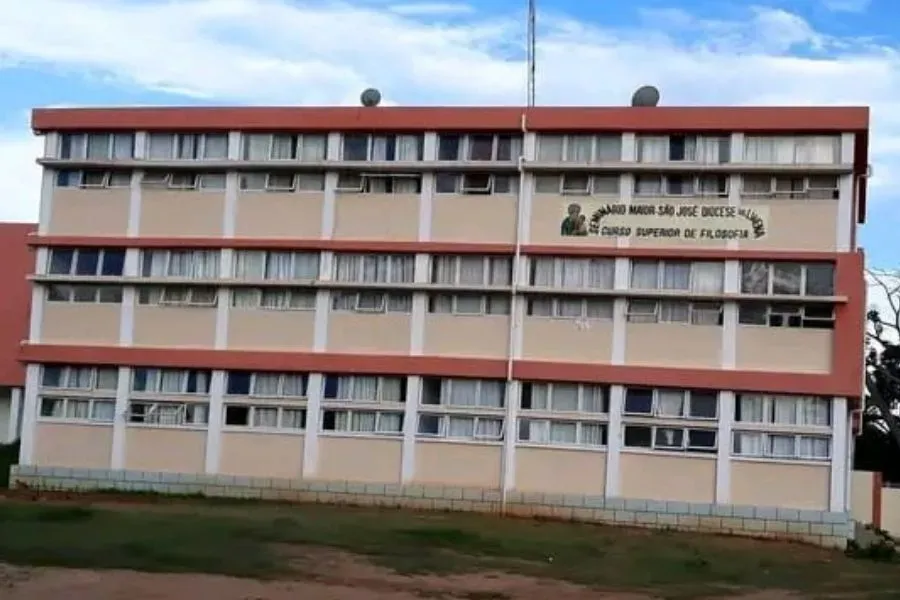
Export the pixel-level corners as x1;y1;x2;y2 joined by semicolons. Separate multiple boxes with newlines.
137;286;218;308
529;257;615;289
241;133;328;161
422;378;506;409
629;260;725;293
335;173;423;194
232;250;320;281
46;284;123;304
238;172;326;192
430;255;512;286
225;371;307;398
427;293;511;316
625;299;724;326
127;400;210;427
732;431;831;461
323;375;406;404
742;135;840;165
739;261;835;297
636;134;730;164
340;133;424;162
332;253;415;284
40;365;119;392
624;424;719;452
533;173;621;195
433;173;519;195
416;413;505;441
38;397;116;423
740;174;839;200
222;404;306;431
131;368;211;395
47;247;126;277
622;387;719;420
536;134;622;163
436;134;522;162
141;250;221;279
526;297;614;321
517;418;607;447
231;288;317;311
737;302;835;329
146;133;229;160
140;172;226;190
60;133;135;160
734;394;831;427
56;170;132;189
520;382;608;414
633;174;730;198
330;290;413;314
322;409;405;436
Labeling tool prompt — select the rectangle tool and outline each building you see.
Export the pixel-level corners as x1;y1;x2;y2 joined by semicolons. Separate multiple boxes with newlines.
0;223;34;444
8;104;868;547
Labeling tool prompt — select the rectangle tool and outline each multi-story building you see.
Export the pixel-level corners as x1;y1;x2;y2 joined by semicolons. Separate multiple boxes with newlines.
10;104;868;547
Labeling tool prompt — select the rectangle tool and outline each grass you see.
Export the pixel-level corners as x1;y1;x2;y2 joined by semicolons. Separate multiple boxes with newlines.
0;498;898;598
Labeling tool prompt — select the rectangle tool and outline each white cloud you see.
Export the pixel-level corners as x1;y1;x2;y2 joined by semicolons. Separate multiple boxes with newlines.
0;0;898;227
823;0;871;13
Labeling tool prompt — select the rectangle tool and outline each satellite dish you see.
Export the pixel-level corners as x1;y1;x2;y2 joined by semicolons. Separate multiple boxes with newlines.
360;88;382;107
631;85;660;107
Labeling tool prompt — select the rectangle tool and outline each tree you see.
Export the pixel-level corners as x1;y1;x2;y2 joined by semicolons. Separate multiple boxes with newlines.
856;269;900;480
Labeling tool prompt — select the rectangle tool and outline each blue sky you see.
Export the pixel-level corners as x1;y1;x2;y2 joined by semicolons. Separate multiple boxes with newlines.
0;0;898;269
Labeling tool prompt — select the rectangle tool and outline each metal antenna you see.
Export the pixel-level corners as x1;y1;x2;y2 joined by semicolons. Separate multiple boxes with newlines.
526;0;536;106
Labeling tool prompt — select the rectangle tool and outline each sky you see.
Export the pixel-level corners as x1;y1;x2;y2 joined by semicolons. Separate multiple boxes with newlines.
0;0;898;312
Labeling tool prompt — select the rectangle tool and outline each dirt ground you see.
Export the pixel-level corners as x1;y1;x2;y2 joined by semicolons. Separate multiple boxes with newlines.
0;551;805;600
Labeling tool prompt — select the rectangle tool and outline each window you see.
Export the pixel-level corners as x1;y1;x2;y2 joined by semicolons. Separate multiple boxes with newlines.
630;260;724;293
636;135;730;164
732;432;830;461
536;135;622;162
48;248;126;277
323;375;405;403
335;173;422;193
132;368;211;394
624;425;718;453
526;297;614;320
520;382;608;413
625;300;724;326
434;173;519;195
224;405;306;430
60;133;135;160
232;251;319;281
239;172;326;192
437;134;522;161
623;387;719;419
232;288;317;310
141;250;220;279
323;410;404;435
39;397;116;423
341;134;423;161
743;136;840;165
241;133;327;161
140;172;226;190
735;394;831;427
147;133;229;160
519;419;606;447
331;291;412;313
429;293;510;315
47;284;122;304
740;262;834;296
738;302;835;329
422;377;505;408
41;365;119;391
633;174;729;197
128;401;209;426
534;173;620;195
137;286;218;307
56;170;132;189
431;255;512;286
226;371;308;397
417;414;503;440
741;175;839;200
530;257;615;289
333;253;414;283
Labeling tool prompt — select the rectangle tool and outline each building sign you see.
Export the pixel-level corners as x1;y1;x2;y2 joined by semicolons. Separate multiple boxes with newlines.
559;202;768;240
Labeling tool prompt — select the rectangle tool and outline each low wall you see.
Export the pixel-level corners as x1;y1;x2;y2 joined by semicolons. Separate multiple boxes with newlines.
9;464;852;549
851;470;900;537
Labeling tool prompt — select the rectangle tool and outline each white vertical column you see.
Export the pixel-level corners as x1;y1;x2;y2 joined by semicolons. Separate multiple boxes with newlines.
721;260;739;369
726;133;743;251
830;396;849;512
204;370;225;474
617;134;636;249
501;379;521;493
36;133;59;235
836;132;855;253
400;375;421;483
715;391;734;504
605;384;624;496
18;365;40;465
215;250;233;350
611;257;629;365
518;131;536;244
110;366;131;470
119;249;139;346
7;388;22;443
28;249;47;343
302;373;324;477
410;254;429;355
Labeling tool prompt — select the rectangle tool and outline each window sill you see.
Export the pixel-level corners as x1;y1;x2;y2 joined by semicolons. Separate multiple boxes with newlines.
731;455;831;467
516;442;606;453
36;418;113;427
416;437;502;447
619;448;718;460
221;426;305;436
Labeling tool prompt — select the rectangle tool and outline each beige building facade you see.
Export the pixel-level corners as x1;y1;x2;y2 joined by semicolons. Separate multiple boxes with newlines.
10;105;869;547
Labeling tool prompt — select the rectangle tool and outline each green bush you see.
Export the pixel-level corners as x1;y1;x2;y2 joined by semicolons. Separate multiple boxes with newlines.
0;440;20;488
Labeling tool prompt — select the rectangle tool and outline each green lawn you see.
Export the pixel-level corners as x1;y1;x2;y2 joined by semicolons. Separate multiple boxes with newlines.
0;498;897;598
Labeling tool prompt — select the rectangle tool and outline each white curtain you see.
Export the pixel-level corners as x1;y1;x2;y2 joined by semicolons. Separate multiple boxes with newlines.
254;407;279;427
282;409;305;429
68;367;93;389
270;134;295;159
691;262;724;293
769;435;795;457
448;416;475;438
234;251;266;279
557;299;583;318
655;427;683;448
395;135;420;161
795;136;838;164
529;384;550;410
690;302;723;326
738;395;765;422
550;422;577;443
431;256;456;284
96;368;119;390
627;300;657;323
798;436;830;459
662;262;691;290
91;401;116;421
202;134;228;159
266;252;294;280
538;136;564;161
488;257;512;285
147;134;174;159
797;397;830;426
297;174;324;191
589;260;614;289
657;390;685;416
66;400;91;419
243;134;270;160
635;175;662;195
476;418;503;439
733;431;764;455
550;384;579;411
378;412;403;433
300;135;327;161
585;299;613;320
659;301;690;323
160;371;184;393
631;261;659;289
637;137;667;162
580;423;604;446
253;374;280;396
567;136;592;162
773;397;798;424
282;375;305;397
595;136;621;161
446;379;478;407
458;256;485;285
521;419;549;442
695;137;724;163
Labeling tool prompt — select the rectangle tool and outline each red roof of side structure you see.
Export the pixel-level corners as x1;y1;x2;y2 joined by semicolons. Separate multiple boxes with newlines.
0;223;35;387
